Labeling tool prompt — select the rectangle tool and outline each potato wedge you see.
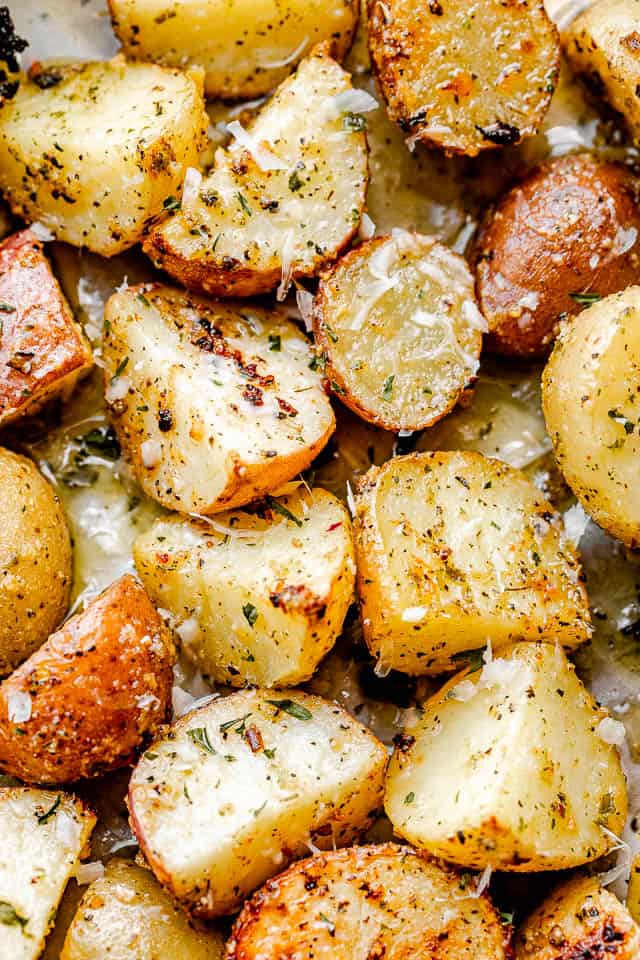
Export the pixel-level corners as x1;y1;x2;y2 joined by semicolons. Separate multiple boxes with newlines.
134;487;355;688
227;843;511;959
516;875;640;959
0;787;95;960
313;232;485;431
109;0;358;100
475;153;640;358
61;859;224;960
103;283;334;515
542;286;640;549
0;229;92;424
354;451;591;675
0;574;174;784
0;57;208;256
0;447;72;676
143;47;368;298
563;0;640;144
367;0;559;156
128;689;387;917
385;642;627;872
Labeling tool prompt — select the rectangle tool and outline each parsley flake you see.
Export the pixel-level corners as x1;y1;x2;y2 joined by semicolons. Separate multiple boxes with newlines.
266;698;312;720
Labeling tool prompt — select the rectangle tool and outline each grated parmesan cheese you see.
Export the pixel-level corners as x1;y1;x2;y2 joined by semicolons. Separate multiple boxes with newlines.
227;120;287;172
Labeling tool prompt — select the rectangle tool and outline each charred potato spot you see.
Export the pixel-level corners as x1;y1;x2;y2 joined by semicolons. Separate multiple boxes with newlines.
367;0;559;156
313;232;485;432
475;153;640;358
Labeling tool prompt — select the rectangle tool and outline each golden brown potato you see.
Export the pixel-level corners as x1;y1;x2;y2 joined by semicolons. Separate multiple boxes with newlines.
628;853;640;924
542;286;640;549
475;153;640;358
0;447;72;676
313;231;485;432
0;574;174;784
61;859;225;960
367;0;559;156
516;875;640;959
227;844;512;959
0;229;92;424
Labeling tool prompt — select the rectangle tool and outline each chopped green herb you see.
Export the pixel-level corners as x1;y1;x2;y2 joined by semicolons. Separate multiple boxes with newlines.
37;795;61;824
163;195;181;212
318;912;336;934
0;302;15;313
268;333;281;352
265;495;303;527
242;603;259;628
452;647;485;674
500;911;514;925
382;374;395;401
220;713;252;735
324;324;339;343
288;170;303;192
264;747;277;759
267;699;312;721
136;292;151;308
309;353;327;372
111;355;129;382
81;426;120;460
188;727;216;754
404;791;415;804
569;291;601;305
342;111;367;132
0;902;28;930
237;192;252;217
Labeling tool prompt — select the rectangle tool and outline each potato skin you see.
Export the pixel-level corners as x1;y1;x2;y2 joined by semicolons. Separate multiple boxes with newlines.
475;152;640;358
515;875;640;959
0;229;92;424
227;844;511;960
0;574;174;784
0;447;72;676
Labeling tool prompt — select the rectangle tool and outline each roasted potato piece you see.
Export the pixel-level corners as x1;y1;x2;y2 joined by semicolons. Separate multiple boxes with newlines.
628;854;640;924
385;642;627;872
0;787;95;960
61;859;225;960
0;447;72;676
475;153;640;358
367;0;559;156
0;57;208;256
563;0;640;144
313;232;485;432
542;286;640;549
516;875;640;959
227;843;511;960
0;575;174;784
354;451;591;675
109;0;358;100
103;283;334;515
134;487;355;688
0;229;92;424
144;47;369;298
128;688;387;917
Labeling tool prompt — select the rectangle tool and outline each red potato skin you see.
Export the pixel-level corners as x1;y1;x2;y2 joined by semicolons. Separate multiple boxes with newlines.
0;575;175;784
474;152;640;358
0;229;93;424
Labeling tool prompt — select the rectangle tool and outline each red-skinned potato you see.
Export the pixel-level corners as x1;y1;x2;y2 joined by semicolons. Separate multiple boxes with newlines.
475;152;640;357
0;575;174;784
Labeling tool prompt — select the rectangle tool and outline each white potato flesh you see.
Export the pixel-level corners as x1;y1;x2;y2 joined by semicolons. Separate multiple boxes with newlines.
227;844;511;960
354;451;591;675
385;642;627;872
563;0;640;144
109;0;359;99
542;286;640;549
313;232;485;432
0;787;96;960
128;689;387;917
143;48;369;298
134;487;355;687
61;859;225;960
103;283;334;514
0;58;208;256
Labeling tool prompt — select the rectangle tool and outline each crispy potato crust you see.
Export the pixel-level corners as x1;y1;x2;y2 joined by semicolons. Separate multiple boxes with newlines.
475;153;640;357
0;575;174;784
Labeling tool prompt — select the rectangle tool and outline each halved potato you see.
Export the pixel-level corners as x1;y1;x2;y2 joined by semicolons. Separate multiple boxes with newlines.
227;843;511;959
516;875;640;959
0;575;174;784
354;451;591;675
134;487;355;687
628;854;640;924
103;283;334;515
0;229;92;425
475;153;640;358
385;642;627;872
313;232;485;431
0;447;72;676
143;47;369;298
563;0;640;144
367;0;559;156
0;57;208;256
61;859;225;960
0;787;95;960
128;688;387;917
542;286;640;549
109;0;358;100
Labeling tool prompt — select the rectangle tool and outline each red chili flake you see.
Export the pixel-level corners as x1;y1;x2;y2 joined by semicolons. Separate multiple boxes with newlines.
244;724;264;753
276;397;298;418
243;384;264;405
156;552;170;564
326;522;343;532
